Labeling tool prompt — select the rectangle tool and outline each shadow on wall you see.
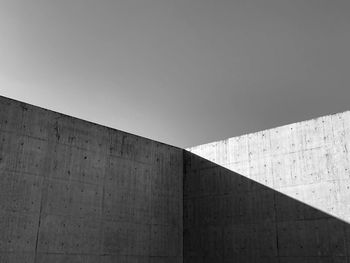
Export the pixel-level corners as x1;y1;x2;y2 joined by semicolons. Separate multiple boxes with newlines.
184;151;350;263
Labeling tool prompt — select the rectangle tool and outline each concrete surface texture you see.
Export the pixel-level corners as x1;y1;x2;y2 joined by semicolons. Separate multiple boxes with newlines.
186;111;350;262
2;94;350;263
0;96;183;263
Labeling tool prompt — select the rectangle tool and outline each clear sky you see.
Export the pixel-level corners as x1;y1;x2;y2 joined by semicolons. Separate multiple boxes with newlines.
1;0;350;148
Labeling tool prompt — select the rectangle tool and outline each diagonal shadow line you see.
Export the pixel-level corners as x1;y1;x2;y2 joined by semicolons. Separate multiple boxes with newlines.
183;151;350;263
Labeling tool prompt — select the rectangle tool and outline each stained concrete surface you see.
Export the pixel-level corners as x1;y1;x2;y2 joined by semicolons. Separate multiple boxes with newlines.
0;96;183;263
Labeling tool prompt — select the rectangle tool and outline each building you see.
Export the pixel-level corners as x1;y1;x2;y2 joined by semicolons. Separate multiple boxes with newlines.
1;95;349;262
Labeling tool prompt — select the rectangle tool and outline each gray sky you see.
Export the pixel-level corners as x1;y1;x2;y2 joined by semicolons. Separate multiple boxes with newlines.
1;0;350;148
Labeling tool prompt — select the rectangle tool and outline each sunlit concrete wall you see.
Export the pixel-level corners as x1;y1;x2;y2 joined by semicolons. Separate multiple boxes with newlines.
186;111;350;262
0;96;183;263
188;112;350;221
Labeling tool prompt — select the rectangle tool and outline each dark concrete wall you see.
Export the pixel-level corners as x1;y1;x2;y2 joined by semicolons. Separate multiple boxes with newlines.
0;96;183;263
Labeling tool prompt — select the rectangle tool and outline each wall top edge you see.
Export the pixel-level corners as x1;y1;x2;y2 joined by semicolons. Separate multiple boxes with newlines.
187;109;350;151
0;94;183;151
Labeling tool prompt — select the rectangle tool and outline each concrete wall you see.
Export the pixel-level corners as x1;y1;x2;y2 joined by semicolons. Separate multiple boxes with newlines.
186;111;350;262
0;96;183;263
3;94;350;263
